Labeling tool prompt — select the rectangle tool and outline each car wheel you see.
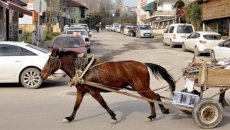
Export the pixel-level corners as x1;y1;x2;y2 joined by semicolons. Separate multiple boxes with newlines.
194;47;200;56
131;33;134;37
210;50;216;61
20;68;43;89
182;43;187;52
87;47;91;53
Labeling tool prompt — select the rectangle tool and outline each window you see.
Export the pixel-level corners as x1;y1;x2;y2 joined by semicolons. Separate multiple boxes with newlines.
53;37;67;47
194;33;200;38
20;47;36;56
203;35;221;40
66;37;85;47
0;44;21;56
177;25;193;33
222;40;230;47
169;26;174;33
139;25;151;30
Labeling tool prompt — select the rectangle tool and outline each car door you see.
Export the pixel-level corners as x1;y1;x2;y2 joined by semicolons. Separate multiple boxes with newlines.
0;44;28;82
185;32;196;50
164;26;174;44
217;40;230;59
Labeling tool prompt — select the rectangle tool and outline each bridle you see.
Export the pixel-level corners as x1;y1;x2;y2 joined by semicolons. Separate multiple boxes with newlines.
47;55;62;75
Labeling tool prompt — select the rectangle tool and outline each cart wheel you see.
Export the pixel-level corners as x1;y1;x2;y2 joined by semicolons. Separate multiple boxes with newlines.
192;99;222;129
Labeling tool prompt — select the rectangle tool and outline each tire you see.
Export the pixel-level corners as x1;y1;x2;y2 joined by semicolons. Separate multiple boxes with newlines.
194;47;200;56
192;99;223;129
210;50;216;61
131;33;134;37
182;43;187;52
87;47;91;53
20;68;43;89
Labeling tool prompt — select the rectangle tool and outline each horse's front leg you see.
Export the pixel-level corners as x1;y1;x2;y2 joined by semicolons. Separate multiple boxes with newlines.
89;89;117;124
62;87;86;123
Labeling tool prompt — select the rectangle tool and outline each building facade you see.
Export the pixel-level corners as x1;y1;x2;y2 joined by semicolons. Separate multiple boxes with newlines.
137;0;191;29
0;0;32;41
200;0;230;37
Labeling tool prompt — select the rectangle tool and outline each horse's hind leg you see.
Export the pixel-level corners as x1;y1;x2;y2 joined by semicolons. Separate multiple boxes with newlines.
89;90;117;124
137;90;169;122
62;88;86;123
156;93;169;114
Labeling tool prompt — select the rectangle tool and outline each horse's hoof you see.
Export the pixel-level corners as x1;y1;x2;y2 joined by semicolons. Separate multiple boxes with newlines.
144;118;152;122
110;119;117;124
163;109;170;114
62;118;70;123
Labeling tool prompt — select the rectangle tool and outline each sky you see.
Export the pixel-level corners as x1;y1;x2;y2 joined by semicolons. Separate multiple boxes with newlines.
124;0;137;6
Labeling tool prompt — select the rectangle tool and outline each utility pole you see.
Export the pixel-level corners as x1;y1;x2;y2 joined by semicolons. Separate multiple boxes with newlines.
36;0;41;46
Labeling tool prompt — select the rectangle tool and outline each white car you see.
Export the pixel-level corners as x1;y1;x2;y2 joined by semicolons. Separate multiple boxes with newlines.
182;31;223;56
163;23;194;48
65;29;91;53
0;41;65;89
123;25;134;35
210;39;230;60
69;25;91;37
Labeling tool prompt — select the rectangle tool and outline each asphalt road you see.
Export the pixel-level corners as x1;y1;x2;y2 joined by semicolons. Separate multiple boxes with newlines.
0;30;230;130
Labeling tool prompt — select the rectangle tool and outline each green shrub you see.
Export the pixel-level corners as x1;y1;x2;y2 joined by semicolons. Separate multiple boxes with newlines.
45;32;61;41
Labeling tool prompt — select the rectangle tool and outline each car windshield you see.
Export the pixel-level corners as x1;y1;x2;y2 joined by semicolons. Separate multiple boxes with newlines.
67;31;87;35
26;44;50;54
53;37;85;48
139;25;151;30
203;34;221;40
177;25;193;33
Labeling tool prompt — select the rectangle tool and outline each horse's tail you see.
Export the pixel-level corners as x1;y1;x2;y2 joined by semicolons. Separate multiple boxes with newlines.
145;63;175;93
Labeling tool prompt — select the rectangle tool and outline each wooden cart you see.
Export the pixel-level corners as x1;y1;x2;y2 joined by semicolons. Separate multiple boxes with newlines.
183;60;230;128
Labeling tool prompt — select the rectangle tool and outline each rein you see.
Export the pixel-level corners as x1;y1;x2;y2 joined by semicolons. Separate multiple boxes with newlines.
68;54;95;87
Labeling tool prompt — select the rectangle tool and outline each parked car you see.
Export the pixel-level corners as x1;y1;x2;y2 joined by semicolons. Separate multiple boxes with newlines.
124;25;135;35
210;39;230;61
68;25;91;37
128;26;137;37
136;24;154;38
163;23;194;48
182;31;223;56
49;34;87;54
65;29;91;53
0;41;65;89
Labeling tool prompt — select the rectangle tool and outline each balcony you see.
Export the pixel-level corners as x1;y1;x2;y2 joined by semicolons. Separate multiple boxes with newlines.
152;10;175;17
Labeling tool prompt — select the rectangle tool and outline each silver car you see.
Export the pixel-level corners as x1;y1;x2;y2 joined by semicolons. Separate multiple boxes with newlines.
136;24;154;38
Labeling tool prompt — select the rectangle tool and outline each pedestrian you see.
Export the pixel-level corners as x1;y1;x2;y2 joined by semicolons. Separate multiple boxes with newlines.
96;24;100;32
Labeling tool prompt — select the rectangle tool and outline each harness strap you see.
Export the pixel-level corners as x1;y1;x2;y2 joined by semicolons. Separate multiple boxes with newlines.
68;54;95;87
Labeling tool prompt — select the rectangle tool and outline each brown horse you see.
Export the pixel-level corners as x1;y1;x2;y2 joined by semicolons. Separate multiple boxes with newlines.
40;49;175;123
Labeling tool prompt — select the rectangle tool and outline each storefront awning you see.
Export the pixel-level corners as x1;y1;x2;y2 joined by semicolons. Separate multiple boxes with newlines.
8;1;32;16
143;2;154;12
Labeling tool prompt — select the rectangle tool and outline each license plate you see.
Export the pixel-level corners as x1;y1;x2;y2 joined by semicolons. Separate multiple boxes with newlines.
145;34;150;36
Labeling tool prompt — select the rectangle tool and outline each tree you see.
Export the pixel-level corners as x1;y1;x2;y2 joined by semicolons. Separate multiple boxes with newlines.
185;2;202;30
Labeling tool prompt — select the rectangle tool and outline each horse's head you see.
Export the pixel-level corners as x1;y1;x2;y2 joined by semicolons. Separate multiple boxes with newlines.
40;49;61;80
